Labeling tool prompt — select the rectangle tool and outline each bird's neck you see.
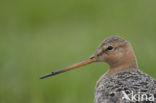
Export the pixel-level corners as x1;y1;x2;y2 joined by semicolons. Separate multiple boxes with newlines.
106;49;138;77
106;64;138;78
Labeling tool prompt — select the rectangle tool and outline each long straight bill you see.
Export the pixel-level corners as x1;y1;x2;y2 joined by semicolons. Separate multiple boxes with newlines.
40;57;96;79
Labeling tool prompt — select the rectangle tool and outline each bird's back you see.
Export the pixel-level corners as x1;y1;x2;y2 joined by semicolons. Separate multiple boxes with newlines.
95;69;156;103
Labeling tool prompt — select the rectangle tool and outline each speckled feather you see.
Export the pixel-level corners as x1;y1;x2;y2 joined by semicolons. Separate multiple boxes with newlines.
95;69;156;103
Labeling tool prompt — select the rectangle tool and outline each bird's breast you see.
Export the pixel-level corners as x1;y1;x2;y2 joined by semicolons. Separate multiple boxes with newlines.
95;69;156;103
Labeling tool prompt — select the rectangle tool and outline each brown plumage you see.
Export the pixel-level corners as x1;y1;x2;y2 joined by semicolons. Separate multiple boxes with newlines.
40;36;156;103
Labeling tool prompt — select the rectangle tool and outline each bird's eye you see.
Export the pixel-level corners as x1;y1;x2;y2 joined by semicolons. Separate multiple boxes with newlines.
107;46;114;50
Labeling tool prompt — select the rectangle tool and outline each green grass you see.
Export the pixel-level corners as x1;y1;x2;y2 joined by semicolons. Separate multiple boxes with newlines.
0;0;156;103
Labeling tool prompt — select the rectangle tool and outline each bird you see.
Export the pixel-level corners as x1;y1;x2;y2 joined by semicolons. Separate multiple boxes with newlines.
40;36;156;103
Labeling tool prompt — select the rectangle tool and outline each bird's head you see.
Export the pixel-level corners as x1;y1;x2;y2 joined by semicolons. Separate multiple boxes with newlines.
93;36;138;69
40;36;138;79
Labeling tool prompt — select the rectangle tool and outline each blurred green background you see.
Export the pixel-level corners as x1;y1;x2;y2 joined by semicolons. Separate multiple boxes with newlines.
0;0;156;103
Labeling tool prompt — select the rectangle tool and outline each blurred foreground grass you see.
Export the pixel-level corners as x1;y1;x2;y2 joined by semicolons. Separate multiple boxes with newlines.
0;0;156;103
